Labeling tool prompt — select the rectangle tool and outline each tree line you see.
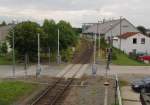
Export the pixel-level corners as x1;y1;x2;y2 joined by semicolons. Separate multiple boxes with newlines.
7;19;79;63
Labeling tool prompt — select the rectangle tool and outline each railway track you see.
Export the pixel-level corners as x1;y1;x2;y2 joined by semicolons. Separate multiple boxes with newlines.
31;39;93;105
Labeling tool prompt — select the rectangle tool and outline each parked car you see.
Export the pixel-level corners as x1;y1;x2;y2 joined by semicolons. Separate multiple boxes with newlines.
131;77;150;92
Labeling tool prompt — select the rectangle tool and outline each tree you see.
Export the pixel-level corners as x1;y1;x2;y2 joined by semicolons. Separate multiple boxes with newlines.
7;21;44;62
0;21;7;26
0;41;8;56
57;20;78;50
137;26;147;35
42;19;57;53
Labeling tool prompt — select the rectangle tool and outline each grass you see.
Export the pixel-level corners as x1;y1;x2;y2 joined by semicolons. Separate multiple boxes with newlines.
0;81;37;105
0;56;12;65
112;48;150;66
119;80;129;87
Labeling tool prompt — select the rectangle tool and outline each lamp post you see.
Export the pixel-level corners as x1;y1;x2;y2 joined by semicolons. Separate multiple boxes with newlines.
97;20;101;58
48;47;51;67
57;29;61;64
12;20;16;78
92;33;97;76
36;33;41;78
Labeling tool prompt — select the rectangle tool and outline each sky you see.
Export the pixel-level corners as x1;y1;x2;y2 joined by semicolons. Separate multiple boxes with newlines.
0;0;149;28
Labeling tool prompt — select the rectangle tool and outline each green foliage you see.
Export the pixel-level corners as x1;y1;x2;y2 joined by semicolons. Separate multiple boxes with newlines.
61;47;73;62
57;20;78;50
0;21;7;26
42;19;57;52
0;41;8;55
0;56;12;65
112;48;149;66
6;19;79;63
7;21;44;61
0;81;37;105
137;26;147;35
42;19;78;62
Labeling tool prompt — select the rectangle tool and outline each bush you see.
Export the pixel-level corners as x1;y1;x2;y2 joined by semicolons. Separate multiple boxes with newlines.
61;48;73;62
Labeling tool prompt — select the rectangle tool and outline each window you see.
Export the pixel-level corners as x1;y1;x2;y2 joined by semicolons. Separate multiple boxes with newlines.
133;38;137;44
141;38;145;44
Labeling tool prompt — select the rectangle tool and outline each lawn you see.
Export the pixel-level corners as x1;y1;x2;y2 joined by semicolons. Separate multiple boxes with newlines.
0;56;12;65
0;81;37;105
112;48;150;66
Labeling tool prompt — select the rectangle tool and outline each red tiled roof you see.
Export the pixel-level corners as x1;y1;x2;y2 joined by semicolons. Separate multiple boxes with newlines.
118;32;139;39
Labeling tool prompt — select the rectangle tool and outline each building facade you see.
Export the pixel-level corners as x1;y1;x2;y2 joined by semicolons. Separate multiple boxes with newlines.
82;18;139;39
113;32;150;54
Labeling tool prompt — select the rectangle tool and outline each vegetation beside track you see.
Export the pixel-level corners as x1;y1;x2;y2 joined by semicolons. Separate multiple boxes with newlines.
98;37;149;66
0;55;12;65
0;81;37;105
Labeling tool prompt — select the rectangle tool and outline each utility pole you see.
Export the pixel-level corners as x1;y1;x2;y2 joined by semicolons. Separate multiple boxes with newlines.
119;16;122;50
57;29;61;64
48;47;51;67
98;21;101;58
12;29;15;78
92;33;97;76
36;33;41;78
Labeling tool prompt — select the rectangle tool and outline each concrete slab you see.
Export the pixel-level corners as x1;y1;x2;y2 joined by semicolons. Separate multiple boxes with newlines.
124;101;142;105
56;64;73;78
64;64;82;79
75;64;89;78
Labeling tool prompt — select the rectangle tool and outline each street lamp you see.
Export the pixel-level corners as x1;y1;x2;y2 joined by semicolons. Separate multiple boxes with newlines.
12;20;16;78
57;28;61;64
36;33;41;78
92;33;97;76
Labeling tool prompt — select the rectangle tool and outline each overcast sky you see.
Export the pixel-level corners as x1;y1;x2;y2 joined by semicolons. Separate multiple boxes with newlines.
0;0;149;28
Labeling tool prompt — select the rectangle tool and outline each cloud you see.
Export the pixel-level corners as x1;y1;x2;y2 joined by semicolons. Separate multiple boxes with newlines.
0;0;149;27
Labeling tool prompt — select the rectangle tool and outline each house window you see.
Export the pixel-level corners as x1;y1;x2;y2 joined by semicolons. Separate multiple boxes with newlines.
141;38;145;44
133;38;137;44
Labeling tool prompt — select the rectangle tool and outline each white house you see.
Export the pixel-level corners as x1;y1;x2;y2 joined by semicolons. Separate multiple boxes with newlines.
82;18;139;39
113;32;150;54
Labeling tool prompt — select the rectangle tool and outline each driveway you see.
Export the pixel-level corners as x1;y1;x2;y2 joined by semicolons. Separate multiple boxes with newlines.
121;86;142;105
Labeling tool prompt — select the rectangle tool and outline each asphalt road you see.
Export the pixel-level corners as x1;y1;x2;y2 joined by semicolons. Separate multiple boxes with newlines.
0;64;150;78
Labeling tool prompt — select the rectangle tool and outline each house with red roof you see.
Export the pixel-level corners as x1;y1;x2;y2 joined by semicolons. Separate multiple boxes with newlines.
113;32;150;54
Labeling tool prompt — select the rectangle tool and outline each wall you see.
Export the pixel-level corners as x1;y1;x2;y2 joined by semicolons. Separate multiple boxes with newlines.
113;33;150;54
105;19;139;39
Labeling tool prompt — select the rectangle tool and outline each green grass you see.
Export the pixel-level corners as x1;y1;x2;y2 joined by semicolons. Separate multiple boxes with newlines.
112;48;150;66
0;81;37;105
0;56;12;65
